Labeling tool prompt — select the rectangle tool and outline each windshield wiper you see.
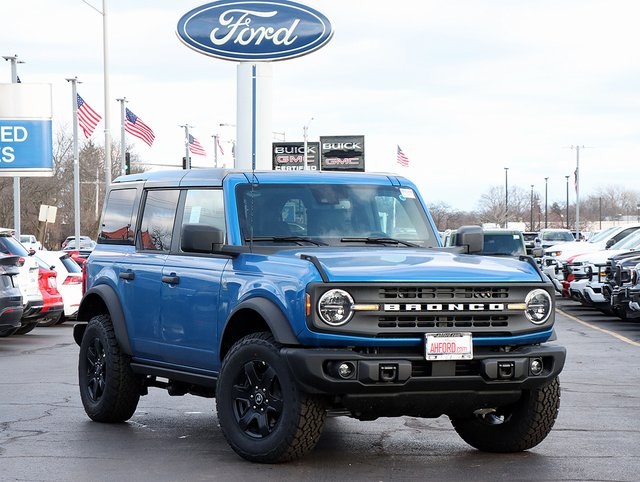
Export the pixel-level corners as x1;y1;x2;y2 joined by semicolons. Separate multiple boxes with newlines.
340;237;420;247
245;236;327;246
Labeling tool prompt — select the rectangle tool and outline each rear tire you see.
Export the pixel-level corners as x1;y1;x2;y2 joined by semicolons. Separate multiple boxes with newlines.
14;321;39;335
216;332;326;463
78;314;141;422
451;377;561;452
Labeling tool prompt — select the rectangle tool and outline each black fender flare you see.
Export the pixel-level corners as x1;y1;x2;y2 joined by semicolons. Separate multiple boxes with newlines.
223;297;299;346
76;285;133;355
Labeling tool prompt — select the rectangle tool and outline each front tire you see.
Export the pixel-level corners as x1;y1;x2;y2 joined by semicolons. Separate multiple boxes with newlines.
78;314;141;422
450;377;561;452
216;332;326;463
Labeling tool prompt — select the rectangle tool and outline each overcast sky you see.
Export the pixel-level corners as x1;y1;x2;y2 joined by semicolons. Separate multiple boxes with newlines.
3;0;640;211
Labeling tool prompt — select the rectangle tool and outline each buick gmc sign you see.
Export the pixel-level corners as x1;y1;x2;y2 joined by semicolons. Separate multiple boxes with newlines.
176;0;333;61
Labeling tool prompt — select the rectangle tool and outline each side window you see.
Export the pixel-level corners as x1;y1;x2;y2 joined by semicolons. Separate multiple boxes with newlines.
139;190;180;251
181;189;225;232
98;188;137;244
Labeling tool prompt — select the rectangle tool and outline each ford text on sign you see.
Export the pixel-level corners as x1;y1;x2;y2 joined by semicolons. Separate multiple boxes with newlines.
0;119;53;176
176;0;333;61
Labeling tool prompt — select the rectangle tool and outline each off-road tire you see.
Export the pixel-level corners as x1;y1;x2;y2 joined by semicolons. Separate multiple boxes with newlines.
216;332;326;463
450;377;561;452
78;314;141;422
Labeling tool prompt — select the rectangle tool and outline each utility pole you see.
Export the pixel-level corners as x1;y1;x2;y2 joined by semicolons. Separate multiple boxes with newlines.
3;54;24;237
504;167;509;228
116;97;127;175
544;177;549;228
65;76;82;247
565;175;570;229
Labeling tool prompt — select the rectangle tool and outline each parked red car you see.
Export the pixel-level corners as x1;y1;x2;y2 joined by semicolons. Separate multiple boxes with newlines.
34;263;64;328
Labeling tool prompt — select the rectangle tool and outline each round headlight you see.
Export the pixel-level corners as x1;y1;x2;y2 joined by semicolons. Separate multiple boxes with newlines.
524;289;552;324
318;289;354;326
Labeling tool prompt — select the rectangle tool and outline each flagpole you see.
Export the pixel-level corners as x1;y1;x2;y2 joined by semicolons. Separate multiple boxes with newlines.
66;77;81;248
180;124;192;169
116;97;127;175
212;134;219;168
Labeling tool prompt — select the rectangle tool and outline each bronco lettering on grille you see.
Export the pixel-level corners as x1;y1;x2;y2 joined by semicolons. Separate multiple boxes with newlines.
383;303;505;312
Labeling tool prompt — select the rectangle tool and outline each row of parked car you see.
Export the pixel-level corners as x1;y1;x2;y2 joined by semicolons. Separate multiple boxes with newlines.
442;224;640;322
0;230;88;338
538;224;640;321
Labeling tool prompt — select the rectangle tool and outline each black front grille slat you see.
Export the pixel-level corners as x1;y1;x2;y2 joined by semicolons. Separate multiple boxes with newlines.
379;287;509;300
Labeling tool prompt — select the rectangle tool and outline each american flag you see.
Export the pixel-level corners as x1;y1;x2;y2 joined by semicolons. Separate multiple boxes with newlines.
77;94;102;138
396;145;410;167
188;134;207;156
125;108;155;147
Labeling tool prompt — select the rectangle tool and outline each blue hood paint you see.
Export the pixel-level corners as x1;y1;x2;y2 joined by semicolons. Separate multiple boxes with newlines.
276;247;542;283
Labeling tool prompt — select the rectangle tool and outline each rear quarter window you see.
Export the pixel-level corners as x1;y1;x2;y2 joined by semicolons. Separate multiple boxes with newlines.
98;188;138;244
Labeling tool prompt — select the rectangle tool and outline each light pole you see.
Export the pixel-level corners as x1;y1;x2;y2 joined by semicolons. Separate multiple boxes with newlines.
82;0;112;186
544;177;549;228
180;124;192;169
530;184;534;231
504;167;509;228
3;54;24;237
303;117;314;171
565;175;570;229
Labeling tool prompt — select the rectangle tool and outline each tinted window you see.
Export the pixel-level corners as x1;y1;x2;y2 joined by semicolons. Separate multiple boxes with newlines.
60;255;82;273
0;235;29;256
181;189;225;232
139;190;180;251
99;188;137;244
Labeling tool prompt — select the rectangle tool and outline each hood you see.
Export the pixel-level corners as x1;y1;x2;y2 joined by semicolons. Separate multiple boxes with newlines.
287;247;543;283
570;249;633;264
545;242;600;259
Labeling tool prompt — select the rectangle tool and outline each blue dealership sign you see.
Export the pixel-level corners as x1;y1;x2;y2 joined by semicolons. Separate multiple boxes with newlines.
0;119;53;176
177;0;333;61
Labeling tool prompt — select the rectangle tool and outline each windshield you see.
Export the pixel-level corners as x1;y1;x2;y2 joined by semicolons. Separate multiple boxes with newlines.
236;183;438;247
587;227;616;243
541;230;575;242
611;229;640;250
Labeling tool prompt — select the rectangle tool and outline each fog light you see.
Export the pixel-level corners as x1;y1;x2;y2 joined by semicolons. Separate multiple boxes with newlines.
338;362;355;379
530;358;543;375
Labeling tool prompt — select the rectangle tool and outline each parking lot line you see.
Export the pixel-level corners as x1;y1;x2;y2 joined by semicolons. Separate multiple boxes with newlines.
557;308;640;347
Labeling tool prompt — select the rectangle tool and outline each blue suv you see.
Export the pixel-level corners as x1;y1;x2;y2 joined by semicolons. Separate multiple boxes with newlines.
74;169;565;463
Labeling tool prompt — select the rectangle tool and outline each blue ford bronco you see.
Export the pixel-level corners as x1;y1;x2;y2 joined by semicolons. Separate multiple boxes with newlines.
74;169;566;463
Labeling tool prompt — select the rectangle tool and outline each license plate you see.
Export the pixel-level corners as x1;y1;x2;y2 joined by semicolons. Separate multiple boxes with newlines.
425;332;473;361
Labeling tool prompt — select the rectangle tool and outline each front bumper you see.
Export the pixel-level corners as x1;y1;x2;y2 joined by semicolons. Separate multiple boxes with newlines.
282;343;566;396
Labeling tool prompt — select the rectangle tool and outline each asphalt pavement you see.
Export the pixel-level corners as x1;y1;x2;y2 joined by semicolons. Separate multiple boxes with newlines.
1;299;639;482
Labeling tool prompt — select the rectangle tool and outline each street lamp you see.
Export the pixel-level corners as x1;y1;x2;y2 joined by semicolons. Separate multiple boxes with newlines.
544;177;549;228
3;54;25;238
565;175;570;229
504;167;509;228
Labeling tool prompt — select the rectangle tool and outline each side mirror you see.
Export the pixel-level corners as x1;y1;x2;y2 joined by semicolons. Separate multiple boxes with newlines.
605;239;615;249
181;224;225;253
455;225;484;254
532;247;544;257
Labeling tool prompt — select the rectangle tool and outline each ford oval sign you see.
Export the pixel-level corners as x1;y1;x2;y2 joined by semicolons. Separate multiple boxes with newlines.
177;0;333;62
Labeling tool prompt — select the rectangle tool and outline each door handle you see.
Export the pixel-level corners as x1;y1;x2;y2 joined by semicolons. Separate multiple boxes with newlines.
162;275;180;285
119;271;135;281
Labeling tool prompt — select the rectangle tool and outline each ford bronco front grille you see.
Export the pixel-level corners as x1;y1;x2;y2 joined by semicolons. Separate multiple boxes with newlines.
379;286;509;300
